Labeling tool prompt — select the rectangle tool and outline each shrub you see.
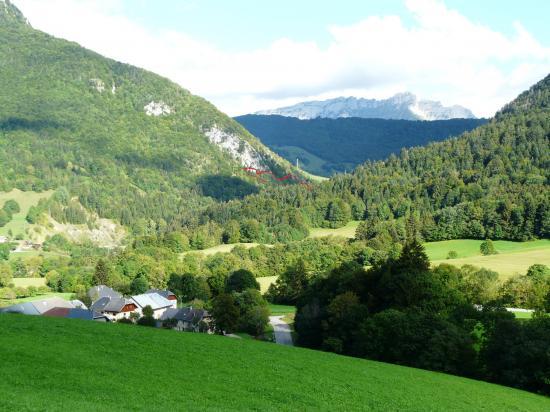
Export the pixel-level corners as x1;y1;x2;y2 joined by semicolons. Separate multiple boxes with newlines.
0;287;16;300
137;316;156;327
226;269;259;293
447;250;458;259
142;305;154;318
3;200;20;215
480;240;497;256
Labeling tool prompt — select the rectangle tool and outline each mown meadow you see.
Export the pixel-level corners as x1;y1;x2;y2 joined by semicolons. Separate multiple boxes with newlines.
1;314;549;411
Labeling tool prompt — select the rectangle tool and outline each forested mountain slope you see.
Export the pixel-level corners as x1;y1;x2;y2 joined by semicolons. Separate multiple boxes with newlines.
204;74;550;245
235;115;487;175
0;1;292;234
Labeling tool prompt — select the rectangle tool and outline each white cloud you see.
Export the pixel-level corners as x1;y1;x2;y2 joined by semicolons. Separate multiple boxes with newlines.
14;0;550;117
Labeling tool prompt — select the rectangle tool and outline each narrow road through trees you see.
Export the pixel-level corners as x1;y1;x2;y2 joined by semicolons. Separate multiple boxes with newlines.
269;316;293;346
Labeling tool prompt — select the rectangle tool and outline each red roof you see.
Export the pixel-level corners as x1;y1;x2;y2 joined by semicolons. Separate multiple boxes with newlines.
43;307;71;317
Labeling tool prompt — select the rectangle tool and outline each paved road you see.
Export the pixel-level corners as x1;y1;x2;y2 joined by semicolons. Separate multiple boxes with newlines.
269;316;294;346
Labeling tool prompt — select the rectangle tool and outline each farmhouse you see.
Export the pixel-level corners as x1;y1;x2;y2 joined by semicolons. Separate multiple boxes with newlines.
160;307;210;332
131;292;176;319
90;296;138;321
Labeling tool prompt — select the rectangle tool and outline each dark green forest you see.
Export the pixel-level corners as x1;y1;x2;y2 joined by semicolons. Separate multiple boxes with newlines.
235;115;487;175
202;75;550;247
293;241;550;395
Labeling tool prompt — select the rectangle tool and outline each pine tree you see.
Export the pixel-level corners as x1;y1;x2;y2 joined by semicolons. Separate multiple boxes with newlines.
93;259;111;286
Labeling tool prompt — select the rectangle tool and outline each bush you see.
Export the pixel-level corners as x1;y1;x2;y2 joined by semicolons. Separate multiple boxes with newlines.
480;240;497;256
447;251;458;259
137;316;156;327
130;276;150;295
14;286;28;298
0;287;16;300
226;269;259;293
142;305;154;318
3;200;20;215
240;305;270;337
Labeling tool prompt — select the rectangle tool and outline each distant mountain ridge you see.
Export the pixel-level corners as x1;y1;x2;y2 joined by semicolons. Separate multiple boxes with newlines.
255;93;476;121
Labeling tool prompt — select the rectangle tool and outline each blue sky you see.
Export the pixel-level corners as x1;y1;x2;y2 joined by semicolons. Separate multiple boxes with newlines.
15;0;550;116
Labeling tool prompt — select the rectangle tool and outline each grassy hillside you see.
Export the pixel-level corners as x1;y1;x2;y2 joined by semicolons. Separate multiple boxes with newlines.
308;221;360;239
424;239;550;260
0;189;53;237
1;315;549;411
433;248;550;279
427;239;550;278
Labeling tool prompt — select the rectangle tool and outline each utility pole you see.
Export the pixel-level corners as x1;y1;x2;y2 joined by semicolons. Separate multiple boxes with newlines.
296;158;300;170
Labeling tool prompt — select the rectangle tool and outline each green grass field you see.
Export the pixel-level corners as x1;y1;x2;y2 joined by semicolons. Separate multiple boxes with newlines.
308;220;360;239
268;304;296;316
425;239;550;260
0;189;53;238
8;250;69;261
181;242;266;257
258;275;278;293
274;145;330;177
510;311;534;320
428;239;550;279
1;315;548;411
301;169;329;183
11;277;47;288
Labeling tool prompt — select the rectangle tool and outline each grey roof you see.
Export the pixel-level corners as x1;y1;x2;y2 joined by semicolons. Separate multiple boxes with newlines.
70;300;88;310
87;285;122;303
160;307;207;323
146;289;176;299
31;297;75;314
104;297;134;312
0;297;75;316
132;293;173;310
89;296;110;312
91;296;134;313
0;302;41;316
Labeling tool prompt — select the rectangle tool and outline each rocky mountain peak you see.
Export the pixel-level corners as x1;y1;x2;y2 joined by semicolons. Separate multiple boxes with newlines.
255;93;476;121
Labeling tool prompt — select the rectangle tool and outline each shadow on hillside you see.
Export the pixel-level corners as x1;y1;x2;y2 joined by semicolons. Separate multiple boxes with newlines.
0;117;64;131
196;175;259;201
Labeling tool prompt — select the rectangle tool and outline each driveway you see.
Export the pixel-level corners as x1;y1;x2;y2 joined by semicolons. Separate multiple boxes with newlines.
269;316;293;346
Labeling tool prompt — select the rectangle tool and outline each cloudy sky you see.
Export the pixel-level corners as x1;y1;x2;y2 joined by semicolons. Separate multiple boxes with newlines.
14;0;550;117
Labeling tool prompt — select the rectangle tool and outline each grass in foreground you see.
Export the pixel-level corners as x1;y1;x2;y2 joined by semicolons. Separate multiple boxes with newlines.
1;315;549;411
